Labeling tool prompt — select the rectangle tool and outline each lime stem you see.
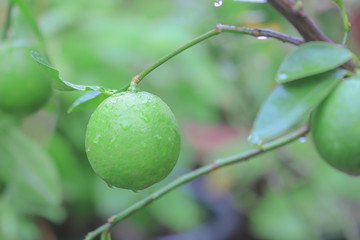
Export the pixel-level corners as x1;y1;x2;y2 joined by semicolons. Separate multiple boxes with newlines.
132;24;304;85
84;125;310;240
127;81;139;92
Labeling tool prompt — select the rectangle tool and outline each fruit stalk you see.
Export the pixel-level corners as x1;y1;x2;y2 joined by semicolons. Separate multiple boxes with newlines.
84;125;309;240
132;24;303;84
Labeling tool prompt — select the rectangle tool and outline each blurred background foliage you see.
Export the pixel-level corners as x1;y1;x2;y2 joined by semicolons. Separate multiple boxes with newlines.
1;0;360;239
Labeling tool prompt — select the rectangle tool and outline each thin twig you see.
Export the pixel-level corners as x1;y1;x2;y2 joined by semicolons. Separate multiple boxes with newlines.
217;24;304;45
267;0;332;42
2;2;14;40
132;24;303;84
267;0;356;72
84;125;310;240
332;0;351;45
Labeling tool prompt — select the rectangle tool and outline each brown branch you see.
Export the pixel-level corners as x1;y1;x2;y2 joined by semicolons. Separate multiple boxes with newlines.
217;24;304;45
267;0;331;42
267;0;356;72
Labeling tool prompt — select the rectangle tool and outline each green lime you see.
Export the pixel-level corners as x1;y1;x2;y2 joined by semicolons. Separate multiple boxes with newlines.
85;91;181;191
311;77;360;175
0;45;52;115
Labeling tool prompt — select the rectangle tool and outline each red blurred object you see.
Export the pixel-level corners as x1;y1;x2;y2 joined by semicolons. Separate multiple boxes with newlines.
183;123;242;153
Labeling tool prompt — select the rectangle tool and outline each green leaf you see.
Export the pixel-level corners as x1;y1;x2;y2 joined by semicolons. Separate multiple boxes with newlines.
68;90;109;113
0;128;63;221
30;51;98;91
249;69;347;145
0;197;40;240
276;42;352;83
67;84;130;113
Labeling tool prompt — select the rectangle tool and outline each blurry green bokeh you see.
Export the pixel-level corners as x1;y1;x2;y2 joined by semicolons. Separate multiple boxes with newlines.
0;0;360;239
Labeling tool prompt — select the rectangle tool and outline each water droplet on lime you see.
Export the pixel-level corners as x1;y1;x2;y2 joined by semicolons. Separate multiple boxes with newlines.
120;122;131;130
140;113;150;123
94;133;101;143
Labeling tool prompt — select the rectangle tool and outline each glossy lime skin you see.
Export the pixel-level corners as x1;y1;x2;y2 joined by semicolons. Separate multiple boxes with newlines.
0;45;52;115
85;91;181;190
311;79;360;175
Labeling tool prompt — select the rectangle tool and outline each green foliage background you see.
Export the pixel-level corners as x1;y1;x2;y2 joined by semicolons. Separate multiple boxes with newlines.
1;0;360;239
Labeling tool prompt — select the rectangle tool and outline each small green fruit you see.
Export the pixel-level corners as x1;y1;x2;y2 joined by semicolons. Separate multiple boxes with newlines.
0;45;52;115
311;77;360;175
85;91;181;191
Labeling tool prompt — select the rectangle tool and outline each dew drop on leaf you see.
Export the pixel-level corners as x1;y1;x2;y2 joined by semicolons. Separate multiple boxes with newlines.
278;73;288;81
299;137;307;143
107;183;117;189
248;134;263;146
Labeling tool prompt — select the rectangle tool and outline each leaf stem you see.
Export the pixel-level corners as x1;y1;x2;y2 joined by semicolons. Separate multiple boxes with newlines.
131;24;304;84
1;1;14;40
84;125;309;240
332;0;351;45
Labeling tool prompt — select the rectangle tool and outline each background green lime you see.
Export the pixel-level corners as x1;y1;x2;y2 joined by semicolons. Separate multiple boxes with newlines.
85;91;181;191
0;45;52;115
311;78;360;175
